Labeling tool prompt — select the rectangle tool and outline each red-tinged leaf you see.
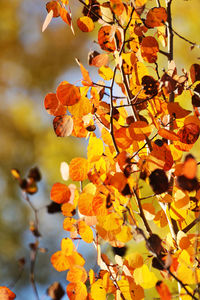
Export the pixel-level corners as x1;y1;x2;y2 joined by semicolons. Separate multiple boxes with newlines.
44;93;67;116
141;36;159;63
145;7;167;28
0;287;16;300
46;1;61;17
42;10;53;32
98;25;122;52
178;123;199;145
77;16;94;32
110;0;124;16
158;128;180;141
128;121;151;141
114;127;133;149
156;281;171;300
60;7;71;26
53;115;73;137
76;59;93;86
56;81;81;106
190;63;200;83
51;183;71;204
60;7;75;34
167;102;191;119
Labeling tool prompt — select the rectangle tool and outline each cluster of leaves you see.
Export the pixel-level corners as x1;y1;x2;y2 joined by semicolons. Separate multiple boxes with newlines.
42;0;200;299
5;0;200;299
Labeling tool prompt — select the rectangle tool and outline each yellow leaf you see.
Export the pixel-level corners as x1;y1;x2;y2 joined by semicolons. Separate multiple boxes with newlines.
98;66;114;81
177;250;195;285
116;225;132;243
133;265;157;289
91;279;106;300
68;96;92;118
87;134;104;162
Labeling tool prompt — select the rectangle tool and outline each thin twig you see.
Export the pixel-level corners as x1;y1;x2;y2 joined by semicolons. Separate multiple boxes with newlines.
133;189;152;235
23;192;40;300
183;215;200;233
109;67;120;154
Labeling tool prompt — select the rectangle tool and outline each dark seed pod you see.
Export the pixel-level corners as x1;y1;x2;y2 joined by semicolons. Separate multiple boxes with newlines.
47;202;62;214
28;167;41;182
149;169;169;194
112;246;127;257
177;175;199;192
152;256;165;270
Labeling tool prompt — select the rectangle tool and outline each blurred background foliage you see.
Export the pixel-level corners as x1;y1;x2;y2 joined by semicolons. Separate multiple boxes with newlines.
1;0;200;299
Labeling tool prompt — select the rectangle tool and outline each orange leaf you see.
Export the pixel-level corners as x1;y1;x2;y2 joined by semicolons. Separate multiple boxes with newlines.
69;157;89;181
76;59;93;86
141;36;159;63
44;93;67;116
110;0;124;16
98;25;122;52
51;251;71;271
50;183;71;204
182;154;197;179
67;266;88;283
62;202;76;216
78;193;95;216
92;193;108;216
53;115;74;137
77;16;94;32
78;220;94;243
145;7;167;28
56;81;81;106
114;127;133;149
156;281;171;300
60;7;71;26
72;117;88;138
66;282;87;300
63;217;76;232
0;287;16;300
129;121;151;141
158;128;180;141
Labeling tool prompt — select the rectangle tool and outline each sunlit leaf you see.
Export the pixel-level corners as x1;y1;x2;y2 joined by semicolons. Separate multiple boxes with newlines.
56;81;81;106
134;265;157;289
66;282;87;300
44;93;67;116
141;36;159;63
77;16;94;32
50;183;71;204
145;7;167;28
69;157;89;181
67;266;88;283
78;220;93;243
53;115;73;137
156;281;171;300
